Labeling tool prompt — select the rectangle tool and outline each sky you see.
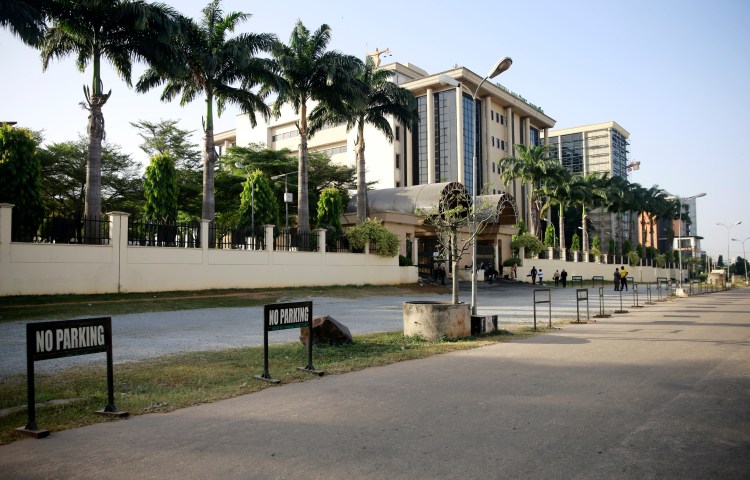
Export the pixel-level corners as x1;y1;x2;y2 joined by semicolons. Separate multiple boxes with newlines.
1;0;749;261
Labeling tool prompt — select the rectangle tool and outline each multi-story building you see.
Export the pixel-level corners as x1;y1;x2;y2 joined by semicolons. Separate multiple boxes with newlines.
544;121;631;252
233;61;555;229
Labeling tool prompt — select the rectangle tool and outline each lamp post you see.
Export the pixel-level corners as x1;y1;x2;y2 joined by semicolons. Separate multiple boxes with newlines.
271;172;296;232
716;220;741;282
470;57;512;315
667;192;706;288
731;235;749;285
234;162;255;233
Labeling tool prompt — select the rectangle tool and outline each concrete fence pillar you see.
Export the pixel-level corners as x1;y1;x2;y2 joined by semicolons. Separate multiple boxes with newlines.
0;203;14;265
264;225;275;251
107;211;130;292
317;228;326;255
411;236;419;267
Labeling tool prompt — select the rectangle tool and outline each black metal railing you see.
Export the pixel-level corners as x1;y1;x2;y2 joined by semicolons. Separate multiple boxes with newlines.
326;233;351;253
129;219;201;248
209;223;264;250
276;228;317;252
12;213;110;244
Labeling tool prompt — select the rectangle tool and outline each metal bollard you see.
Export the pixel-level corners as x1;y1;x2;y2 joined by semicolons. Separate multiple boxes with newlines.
533;288;552;331
631;283;643;308
614;287;629;314
645;283;655;305
574;288;590;323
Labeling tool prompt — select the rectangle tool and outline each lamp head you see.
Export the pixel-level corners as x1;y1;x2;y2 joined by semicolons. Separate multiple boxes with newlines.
487;57;513;79
234;162;244;169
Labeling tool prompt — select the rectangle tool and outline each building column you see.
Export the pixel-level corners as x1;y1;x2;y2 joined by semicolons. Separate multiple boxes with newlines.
543;127;549;146
411;236;419;266
426;88;435;184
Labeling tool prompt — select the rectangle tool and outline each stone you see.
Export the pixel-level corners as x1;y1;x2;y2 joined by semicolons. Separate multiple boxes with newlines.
299;315;353;346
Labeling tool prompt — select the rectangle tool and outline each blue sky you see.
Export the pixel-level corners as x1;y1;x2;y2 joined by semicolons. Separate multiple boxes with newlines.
1;0;749;260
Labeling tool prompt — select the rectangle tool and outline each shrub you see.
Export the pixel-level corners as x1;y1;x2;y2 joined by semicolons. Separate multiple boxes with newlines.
503;257;521;267
399;255;412;266
512;233;544;256
570;233;581;252
544;224;555;248
346;218;399;257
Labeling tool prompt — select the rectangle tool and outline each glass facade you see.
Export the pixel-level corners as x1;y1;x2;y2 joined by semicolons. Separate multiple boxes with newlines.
560;133;584;173
436;90;458;184
413;91;482;193
611;129;629;178
530;127;540;147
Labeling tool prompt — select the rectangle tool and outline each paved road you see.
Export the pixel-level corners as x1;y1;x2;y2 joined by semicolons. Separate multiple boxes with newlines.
0;280;635;378
0;288;748;479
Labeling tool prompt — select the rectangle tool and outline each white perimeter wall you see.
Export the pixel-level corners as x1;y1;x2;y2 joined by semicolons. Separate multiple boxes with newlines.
0;206;417;296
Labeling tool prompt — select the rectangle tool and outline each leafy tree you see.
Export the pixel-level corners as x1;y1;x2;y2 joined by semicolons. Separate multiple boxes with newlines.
539;163;573;250
143;153;178;222
608;237;616;256
570;233;581;252
130;119;201;170
237;169;278;231
419;185;497;304
623;239;632;254
512;233;544;257
310;56;418;225
37;136;144;218
317;187;343;233
137;0;277;222
0;124;43;232
41;0;179;219
269;20;360;231
543;224;555;248
591;235;601;256
570;172;609;252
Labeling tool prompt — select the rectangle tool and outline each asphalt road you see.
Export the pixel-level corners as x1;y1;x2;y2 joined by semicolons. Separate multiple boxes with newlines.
0;280;624;379
0;287;748;479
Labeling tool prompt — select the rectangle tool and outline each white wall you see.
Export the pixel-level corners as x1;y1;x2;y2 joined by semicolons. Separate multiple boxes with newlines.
0;206;418;296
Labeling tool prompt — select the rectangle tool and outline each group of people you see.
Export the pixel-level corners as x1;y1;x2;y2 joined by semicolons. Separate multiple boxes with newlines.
614;265;629;291
529;266;568;287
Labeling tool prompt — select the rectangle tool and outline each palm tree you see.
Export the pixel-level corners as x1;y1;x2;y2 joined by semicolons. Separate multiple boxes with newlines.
605;175;632;254
269;21;360;231
538;163;573;251
309;56;418;225
0;0;49;46
499;144;557;237
570;172;609;253
41;0;179;221
137;0;277;223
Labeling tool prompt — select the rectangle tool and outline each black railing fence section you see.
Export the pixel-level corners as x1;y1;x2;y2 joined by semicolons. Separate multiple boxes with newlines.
326;233;351;253
275;228;317;252
210;223;264;250
129;219;201;248
12;213;109;244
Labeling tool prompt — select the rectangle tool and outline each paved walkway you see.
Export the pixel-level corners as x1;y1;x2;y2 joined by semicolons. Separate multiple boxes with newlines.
1;288;748;479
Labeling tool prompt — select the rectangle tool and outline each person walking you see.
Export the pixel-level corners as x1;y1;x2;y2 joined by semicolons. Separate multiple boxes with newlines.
613;268;621;291
620;265;629;291
511;263;517;279
538;269;544;285
530;266;537;285
560;269;568;288
553;270;560;287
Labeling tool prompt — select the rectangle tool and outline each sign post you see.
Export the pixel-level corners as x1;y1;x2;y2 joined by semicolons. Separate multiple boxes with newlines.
18;317;127;438
256;301;323;383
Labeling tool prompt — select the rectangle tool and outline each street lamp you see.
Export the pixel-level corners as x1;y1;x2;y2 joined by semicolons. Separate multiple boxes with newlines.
667;192;706;289
470;57;512;315
716;220;741;282
271;172;296;232
234;162;255;233
731;236;749;285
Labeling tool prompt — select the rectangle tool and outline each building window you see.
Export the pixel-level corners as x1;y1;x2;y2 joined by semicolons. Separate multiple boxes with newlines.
395;125;400;141
492;162;495;173
491;136;495;147
395;154;400;169
501;140;506;150
491;110;495;121
500;115;505;125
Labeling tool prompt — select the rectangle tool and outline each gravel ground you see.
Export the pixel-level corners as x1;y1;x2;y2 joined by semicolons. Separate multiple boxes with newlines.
0;281;654;379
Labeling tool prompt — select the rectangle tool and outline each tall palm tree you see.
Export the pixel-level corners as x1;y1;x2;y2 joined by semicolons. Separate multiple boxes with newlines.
137;0;277;223
269;21;360;231
605;175;631;254
0;0;49;46
570;172;609;252
309;56;418;225
41;0;179;221
499;144;557;237
538;163;573;251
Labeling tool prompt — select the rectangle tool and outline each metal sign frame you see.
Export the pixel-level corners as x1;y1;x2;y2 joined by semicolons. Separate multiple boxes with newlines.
256;301;323;383
574;289;590;323
593;286;611;318
571;275;583;288
532;288;552;330
18;317;127;438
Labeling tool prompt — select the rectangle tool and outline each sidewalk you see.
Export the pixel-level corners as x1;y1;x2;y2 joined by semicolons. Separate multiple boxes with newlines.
1;289;748;479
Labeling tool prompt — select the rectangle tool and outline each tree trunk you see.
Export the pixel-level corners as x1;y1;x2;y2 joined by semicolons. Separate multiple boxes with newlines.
558;203;565;251
297;103;310;231
355;121;367;225
581;206;588;252
450;229;459;305
85;101;104;218
202;93;216;222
